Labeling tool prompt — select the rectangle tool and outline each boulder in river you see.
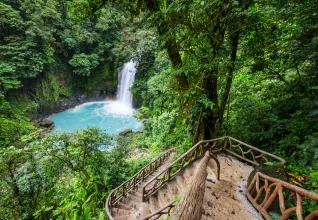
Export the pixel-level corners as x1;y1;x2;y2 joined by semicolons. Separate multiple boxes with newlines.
39;119;54;128
118;129;133;136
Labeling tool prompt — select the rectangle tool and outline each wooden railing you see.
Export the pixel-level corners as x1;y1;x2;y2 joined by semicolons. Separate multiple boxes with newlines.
247;172;318;220
142;136;285;202
224;137;286;166
106;136;288;219
142;201;176;220
142;139;221;202
105;149;173;220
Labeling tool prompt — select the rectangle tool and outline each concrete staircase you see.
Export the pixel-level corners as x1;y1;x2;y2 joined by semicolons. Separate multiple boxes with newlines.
110;154;263;220
107;137;318;220
109;153;175;220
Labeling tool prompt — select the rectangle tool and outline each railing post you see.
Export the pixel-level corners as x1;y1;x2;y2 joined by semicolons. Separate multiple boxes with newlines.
122;184;125;198
168;167;172;181
142;186;146;202
133;177;136;190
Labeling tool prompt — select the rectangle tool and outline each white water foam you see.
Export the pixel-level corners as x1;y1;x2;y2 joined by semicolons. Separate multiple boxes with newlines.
102;101;135;116
117;61;136;108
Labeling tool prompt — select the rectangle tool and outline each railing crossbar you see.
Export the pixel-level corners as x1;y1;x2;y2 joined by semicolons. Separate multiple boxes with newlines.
105;149;173;220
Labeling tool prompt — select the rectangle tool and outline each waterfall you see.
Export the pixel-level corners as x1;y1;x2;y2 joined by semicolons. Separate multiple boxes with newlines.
117;61;136;108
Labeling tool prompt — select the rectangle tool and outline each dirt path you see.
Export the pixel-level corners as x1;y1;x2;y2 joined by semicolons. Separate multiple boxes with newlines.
202;154;264;219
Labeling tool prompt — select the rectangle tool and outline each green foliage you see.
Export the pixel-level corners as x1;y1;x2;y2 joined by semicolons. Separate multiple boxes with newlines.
69;53;100;76
134;69;192;152
0;0;128;97
1;0;318;218
0;127;144;219
0;98;36;147
36;71;71;104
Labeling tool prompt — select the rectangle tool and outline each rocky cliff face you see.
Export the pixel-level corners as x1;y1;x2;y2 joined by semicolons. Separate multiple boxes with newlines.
32;89;110;133
38;92;97;115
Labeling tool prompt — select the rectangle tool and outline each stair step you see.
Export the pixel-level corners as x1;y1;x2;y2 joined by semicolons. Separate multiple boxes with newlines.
131;190;142;198
127;193;142;202
149;195;160;212
175;175;187;191
183;166;195;179
112;208;135;217
116;201;134;210
120;197;140;209
113;214;136;220
157;186;171;207
167;179;181;196
139;203;151;219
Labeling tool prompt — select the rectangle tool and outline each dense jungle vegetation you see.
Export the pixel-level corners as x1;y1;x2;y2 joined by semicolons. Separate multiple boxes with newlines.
0;0;317;219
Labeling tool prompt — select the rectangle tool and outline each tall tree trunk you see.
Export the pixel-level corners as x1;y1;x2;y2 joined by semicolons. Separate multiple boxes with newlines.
158;24;188;91
216;0;252;133
217;28;240;132
193;73;219;142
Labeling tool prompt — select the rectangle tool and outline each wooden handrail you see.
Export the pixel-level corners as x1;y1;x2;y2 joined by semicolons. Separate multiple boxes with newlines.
142;201;176;220
247;172;318;220
225;136;286;165
106;136;288;219
142;139;221;201
142;152;219;220
142;136;285;202
105;149;173;220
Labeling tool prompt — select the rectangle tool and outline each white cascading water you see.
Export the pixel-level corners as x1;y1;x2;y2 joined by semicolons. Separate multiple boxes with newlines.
48;60;143;133
117;61;137;108
102;61;137;116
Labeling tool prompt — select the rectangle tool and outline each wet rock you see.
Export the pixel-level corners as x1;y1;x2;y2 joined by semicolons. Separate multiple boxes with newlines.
35;118;55;136
119;129;133;136
39;119;54;128
247;164;287;213
248;164;288;186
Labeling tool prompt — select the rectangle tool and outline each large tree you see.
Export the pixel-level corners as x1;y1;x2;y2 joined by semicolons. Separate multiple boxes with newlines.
74;0;252;141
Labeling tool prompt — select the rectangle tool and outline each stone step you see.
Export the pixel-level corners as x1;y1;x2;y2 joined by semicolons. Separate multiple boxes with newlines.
112;208;135;217
120;197;139;209
138;203;151;219
127;192;142;202
116;201;134;211
175;175;187;190
157;186;171;207
113;214;136;220
167;179;181;197
149;195;161;212
131;190;143;198
183;164;195;179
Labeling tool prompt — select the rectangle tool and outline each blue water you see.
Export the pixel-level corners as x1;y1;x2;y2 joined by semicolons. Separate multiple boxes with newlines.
48;101;143;134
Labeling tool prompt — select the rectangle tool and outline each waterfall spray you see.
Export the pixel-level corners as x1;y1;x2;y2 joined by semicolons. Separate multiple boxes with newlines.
117;61;136;108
